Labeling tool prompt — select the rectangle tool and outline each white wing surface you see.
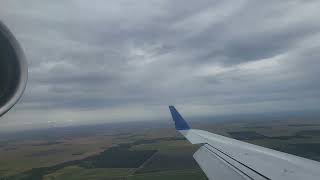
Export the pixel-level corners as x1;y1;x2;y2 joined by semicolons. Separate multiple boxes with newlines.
169;106;320;180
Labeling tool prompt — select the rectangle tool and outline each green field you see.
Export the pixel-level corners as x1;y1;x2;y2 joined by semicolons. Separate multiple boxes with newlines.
1;119;320;179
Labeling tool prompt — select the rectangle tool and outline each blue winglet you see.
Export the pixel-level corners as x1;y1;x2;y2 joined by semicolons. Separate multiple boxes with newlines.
169;106;190;130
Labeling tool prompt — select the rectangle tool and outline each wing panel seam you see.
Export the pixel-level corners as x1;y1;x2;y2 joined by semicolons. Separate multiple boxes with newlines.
205;143;271;180
202;144;255;180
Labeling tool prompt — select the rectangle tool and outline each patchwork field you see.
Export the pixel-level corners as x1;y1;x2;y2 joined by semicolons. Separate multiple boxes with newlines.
1;118;320;179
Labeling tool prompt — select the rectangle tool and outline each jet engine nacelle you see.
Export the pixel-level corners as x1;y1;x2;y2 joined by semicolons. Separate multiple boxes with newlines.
0;21;28;117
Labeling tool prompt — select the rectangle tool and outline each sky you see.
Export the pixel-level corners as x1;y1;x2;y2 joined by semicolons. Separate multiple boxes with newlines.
1;0;320;131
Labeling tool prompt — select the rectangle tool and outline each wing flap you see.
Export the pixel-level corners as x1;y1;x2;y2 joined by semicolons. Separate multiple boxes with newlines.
188;129;320;180
194;145;255;180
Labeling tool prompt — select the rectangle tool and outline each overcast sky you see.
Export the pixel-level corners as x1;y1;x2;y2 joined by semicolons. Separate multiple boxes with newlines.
1;0;320;131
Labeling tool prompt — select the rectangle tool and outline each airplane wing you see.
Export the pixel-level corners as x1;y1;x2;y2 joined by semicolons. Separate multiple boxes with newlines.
169;106;320;180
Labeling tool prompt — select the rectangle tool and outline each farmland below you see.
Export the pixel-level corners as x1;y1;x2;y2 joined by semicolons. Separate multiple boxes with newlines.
1;117;320;179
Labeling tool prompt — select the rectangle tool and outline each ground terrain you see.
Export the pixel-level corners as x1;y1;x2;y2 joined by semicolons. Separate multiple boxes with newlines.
1;117;320;179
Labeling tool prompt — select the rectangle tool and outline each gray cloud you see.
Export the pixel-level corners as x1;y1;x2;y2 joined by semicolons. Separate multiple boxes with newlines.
1;0;320;131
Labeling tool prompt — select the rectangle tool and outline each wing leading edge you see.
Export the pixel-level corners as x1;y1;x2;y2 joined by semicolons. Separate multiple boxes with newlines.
169;106;320;180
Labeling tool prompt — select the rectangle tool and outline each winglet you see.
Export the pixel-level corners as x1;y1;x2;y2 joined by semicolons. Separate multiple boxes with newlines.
169;106;190;130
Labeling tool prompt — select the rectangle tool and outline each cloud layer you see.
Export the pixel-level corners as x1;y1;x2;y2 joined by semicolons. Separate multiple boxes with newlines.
1;0;320;131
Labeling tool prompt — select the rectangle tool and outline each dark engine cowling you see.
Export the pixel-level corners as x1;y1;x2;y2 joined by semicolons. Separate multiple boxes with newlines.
0;21;28;117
